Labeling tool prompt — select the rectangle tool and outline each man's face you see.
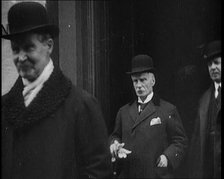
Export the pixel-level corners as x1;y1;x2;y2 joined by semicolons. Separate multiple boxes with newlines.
208;56;221;83
11;33;53;82
131;72;155;101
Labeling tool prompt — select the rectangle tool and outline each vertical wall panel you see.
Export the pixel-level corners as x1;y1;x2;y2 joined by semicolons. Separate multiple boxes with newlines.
58;1;110;129
58;1;78;85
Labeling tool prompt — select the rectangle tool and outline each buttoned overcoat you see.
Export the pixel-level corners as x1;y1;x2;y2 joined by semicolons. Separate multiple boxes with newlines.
2;67;112;179
110;94;188;178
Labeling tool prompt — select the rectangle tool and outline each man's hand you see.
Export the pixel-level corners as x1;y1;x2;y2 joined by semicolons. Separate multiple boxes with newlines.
156;154;168;167
110;140;131;162
118;147;132;158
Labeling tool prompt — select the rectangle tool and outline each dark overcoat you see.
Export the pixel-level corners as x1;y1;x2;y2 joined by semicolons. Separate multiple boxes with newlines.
110;94;188;178
188;85;221;178
1;67;112;179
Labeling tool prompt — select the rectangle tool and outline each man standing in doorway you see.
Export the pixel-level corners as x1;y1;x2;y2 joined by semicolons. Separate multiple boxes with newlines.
189;40;221;179
1;2;112;179
110;54;188;178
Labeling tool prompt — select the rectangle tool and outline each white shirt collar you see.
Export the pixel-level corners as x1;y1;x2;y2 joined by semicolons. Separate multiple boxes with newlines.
138;92;154;104
214;82;221;91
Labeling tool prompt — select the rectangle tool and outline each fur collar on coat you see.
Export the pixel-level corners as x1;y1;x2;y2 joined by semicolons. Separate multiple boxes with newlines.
2;66;72;129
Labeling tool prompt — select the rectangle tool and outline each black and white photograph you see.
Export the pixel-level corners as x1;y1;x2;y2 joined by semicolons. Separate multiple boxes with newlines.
2;0;221;178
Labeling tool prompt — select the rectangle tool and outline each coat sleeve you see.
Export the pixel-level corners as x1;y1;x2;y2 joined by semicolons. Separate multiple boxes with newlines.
109;109;122;145
75;95;112;179
163;107;188;170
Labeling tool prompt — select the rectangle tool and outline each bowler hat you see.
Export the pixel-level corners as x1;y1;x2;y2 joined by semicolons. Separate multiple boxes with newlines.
1;2;59;40
203;40;221;60
126;54;155;75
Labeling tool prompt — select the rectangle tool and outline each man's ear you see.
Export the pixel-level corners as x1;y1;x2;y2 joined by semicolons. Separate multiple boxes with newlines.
151;74;156;86
47;38;54;54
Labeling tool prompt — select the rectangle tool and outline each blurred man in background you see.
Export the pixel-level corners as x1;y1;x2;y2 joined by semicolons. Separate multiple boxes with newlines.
189;40;221;179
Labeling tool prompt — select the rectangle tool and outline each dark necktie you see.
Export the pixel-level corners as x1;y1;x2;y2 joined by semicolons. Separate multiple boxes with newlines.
218;86;221;96
138;102;148;114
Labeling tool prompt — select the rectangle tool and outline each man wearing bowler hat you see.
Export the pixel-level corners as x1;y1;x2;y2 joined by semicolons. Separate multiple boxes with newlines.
1;2;112;179
109;54;188;178
189;40;221;179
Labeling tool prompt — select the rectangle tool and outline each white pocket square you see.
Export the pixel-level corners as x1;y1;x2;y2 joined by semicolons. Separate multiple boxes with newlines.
150;117;161;126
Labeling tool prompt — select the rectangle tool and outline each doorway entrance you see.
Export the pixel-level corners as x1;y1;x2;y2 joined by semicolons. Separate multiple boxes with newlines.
107;0;221;138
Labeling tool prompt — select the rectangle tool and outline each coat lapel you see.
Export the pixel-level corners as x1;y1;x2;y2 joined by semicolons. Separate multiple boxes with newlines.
199;86;212;154
128;101;139;123
132;101;156;130
130;93;160;131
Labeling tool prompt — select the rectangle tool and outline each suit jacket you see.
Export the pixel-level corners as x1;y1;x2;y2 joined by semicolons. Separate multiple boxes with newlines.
188;85;221;178
110;94;188;178
1;66;112;179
